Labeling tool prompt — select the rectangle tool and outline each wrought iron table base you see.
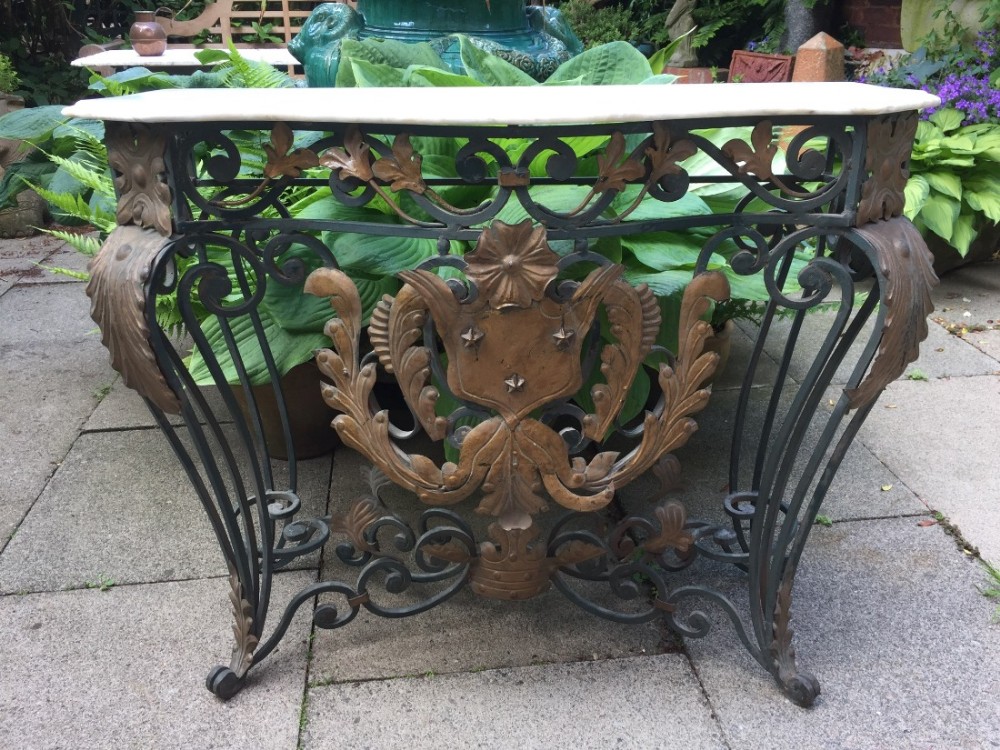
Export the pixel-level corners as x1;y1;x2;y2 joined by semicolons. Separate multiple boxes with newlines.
76;90;937;707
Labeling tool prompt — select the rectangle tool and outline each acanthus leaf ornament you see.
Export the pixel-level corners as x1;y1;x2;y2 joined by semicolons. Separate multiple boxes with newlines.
723;120;777;181
263;122;320;179
646;122;697;184
106;122;172;236
372;133;427;194
595;131;646;193
319;125;374;183
857;112;918;226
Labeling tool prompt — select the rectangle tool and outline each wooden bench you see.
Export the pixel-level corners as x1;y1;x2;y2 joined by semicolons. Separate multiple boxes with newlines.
156;0;353;48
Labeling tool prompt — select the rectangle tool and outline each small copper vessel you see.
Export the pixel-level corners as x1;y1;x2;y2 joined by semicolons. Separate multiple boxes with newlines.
130;11;167;57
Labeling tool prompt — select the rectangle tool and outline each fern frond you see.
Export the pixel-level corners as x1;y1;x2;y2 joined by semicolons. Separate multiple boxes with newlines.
44;153;115;199
223;42;295;89
29;182;116;231
42;228;103;256
38;263;90;281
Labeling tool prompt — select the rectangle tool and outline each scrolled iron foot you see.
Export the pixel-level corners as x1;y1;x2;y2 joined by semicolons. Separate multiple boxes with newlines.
779;670;821;708
205;666;247;700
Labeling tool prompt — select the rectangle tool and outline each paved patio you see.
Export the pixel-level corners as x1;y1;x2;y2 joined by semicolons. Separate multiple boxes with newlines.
1;235;998;749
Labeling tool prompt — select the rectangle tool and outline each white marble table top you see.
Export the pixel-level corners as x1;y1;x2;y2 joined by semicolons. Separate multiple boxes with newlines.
71;47;299;69
63;83;939;126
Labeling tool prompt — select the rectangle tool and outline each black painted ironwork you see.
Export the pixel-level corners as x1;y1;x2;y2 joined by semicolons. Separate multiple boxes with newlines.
113;111;932;707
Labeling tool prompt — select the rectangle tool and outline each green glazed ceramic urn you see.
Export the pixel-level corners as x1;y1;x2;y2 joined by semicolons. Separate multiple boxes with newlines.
288;0;583;86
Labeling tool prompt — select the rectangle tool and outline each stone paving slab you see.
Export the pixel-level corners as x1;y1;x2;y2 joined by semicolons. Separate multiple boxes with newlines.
857;375;1000;562
0;572;313;750
743;310;999;385
623;386;925;526
0;284;115;547
0;429;331;593
84;377;230;431
931;261;1000;364
0;234;67;285
685;517;1000;749
303;653;726;750
710;322;782;392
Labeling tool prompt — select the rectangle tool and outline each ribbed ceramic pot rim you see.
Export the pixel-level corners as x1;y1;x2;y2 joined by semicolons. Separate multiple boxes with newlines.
357;0;529;34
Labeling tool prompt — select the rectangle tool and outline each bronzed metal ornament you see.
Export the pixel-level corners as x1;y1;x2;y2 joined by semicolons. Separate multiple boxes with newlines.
307;220;728;533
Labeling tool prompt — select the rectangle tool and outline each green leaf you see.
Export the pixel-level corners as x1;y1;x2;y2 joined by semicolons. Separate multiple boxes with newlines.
349;58;406;88
950;213;977;257
194;49;232;64
405;65;485;88
624;269;693;297
457;36;537;87
545;42;653;86
0;105;67;142
920;193;961;241
923;171;962;201
903;174;930;220
965;189;1000;223
339;38;447;85
620;232;707;271
929;108;964;133
329;232;442;276
187;308;330;386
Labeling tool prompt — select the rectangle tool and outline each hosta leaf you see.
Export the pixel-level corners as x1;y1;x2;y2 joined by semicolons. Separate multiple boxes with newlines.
406;65;485;87
924;171;962;201
349;58;406;88
458;36;537;86
920;193;961;241
0;105;67;142
965;190;1000;223
903;174;930;219
950;213;977;257
330;232;442;276
621;232;709;271
929;108;963;134
187;308;330;386
624;269;693;297
545;41;653;86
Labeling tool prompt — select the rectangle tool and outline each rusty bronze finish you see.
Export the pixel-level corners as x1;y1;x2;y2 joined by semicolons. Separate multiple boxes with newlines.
227;567;259;679
846;217;938;409
106;122;172;236
86;225;181;414
857;112;918;226
329;496;382;554
308;220;727;531
769;580;821;707
426;522;603;601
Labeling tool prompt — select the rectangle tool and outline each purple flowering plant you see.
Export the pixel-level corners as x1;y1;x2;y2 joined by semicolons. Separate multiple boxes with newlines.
863;29;1000;257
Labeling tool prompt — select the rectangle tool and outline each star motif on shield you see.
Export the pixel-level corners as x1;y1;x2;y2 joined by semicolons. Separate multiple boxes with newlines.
552;327;575;350
460;326;485;349
504;374;526;393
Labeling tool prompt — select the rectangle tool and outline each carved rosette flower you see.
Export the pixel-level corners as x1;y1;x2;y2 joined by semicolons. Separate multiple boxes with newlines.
106;122;172;236
465;220;559;309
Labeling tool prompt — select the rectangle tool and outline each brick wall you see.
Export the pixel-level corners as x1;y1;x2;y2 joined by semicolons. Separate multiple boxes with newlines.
839;0;902;48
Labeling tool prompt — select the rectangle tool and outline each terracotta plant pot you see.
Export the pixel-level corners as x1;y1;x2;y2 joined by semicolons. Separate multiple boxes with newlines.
233;361;340;460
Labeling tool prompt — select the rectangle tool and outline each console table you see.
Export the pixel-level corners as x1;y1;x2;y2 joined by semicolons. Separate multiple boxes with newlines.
65;82;939;707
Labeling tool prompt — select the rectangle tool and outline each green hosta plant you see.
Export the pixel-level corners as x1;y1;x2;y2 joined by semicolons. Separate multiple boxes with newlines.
903;108;1000;256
